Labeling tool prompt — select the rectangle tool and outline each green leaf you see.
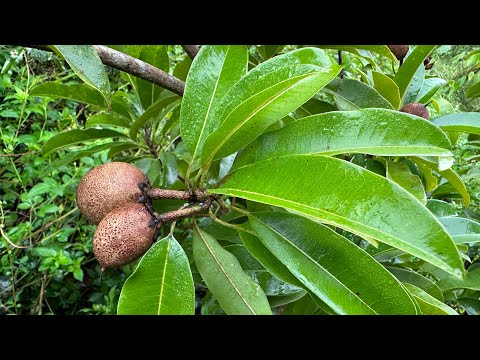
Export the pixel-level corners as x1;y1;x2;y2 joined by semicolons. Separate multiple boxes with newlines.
438;216;480;244
181;45;248;161
394;45;436;102
257;45;285;60
386;266;444;301
371;71;401;109
202;47;341;165
249;211;417;314
135;46;169;110
432;112;480;135
192;224;272;315
294;97;337;118
268;290;308;308
466;81;480;99
386;161;426;204
426;200;457;217
173;56;192;82
415;78;447;104
42;128;127;156
211;155;464;277
117;235;195;315
51;45;111;106
404;66;426;107
316;45;397;61
31;83;130;119
324;78;394;110
160;152;178;188
238;228;304;287
85;112;132;129
437;268;480;292
130;95;179;140
413;157;470;207
403;283;457;315
233;109;452;171
73;268;84;282
457;297;480;315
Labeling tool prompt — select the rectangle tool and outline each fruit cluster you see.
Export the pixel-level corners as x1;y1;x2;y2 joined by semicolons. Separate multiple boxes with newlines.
76;162;158;269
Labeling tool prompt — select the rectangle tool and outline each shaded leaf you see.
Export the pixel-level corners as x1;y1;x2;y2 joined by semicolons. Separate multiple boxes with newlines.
403;283;457;315
192;224;272;315
324;78;394;110
85;112;132;129
42;128;127;156
386;161;426;204
249;211;417;314
371;71;401;109
437;268;480;292
439;216;480;244
386;266;444;301
416;77;447;103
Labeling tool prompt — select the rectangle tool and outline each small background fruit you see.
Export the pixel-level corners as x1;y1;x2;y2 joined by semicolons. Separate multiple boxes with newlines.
400;102;430;120
388;45;409;62
76;162;149;224
93;202;156;268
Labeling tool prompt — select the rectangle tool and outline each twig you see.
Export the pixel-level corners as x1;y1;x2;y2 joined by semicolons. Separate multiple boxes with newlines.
155;197;215;227
147;188;209;201
26;45;185;96
208;208;256;235
38;272;47;315
0;226;32;249
181;45;201;60
144;127;159;158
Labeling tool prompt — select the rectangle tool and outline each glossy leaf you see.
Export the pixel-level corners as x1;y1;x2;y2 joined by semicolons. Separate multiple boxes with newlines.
135;45;169;110
457;297;480;315
294;97;337;118
130;95;179;139
394;45;436;102
438;216;480;244
324;78;393;110
437;268;480;292
371;71;401;109
416;77;447;103
432;112;480;135
268;290;307;308
211;155;464;277
173;56;192;81
402;65;425;105
386;266;444;301
403;283;457;315
426;200;457;217
316;45;397;61
42;128;127;156
413;156;470;207
160;152;178;188
85;112;131;129
202;47;341;164
51;45;111;106
386;161;426;204
117;235;195;315
249;211;417;314
233;109;452;171
192;224;272;315
466;81;480;99
238;229;304;288
30;82;130;118
181;45;248;161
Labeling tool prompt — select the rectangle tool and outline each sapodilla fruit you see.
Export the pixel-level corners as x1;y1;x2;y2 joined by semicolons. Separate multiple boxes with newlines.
400;102;430;120
93;203;156;268
387;45;409;62
76;162;148;224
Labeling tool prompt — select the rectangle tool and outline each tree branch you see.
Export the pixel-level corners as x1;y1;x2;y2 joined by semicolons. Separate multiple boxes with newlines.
26;45;186;96
181;45;201;60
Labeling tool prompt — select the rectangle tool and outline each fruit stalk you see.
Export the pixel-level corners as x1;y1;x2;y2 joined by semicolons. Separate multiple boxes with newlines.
147;188;209;201
155;197;215;226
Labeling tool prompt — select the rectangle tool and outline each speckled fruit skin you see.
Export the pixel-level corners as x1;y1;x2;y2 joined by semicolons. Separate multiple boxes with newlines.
93;203;156;268
76;162;148;224
400;102;430;120
387;45;409;61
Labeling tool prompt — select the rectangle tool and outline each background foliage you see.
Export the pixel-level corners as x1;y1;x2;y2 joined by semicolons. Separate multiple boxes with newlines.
1;45;480;315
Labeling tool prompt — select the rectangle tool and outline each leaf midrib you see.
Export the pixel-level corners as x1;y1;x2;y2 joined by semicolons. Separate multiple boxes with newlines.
157;238;171;315
252;216;376;314
213;187;456;274
204;71;320;164
195;224;256;314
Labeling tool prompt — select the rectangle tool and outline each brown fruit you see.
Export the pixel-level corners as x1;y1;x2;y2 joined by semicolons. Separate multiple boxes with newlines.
93;203;156;268
76;162;149;224
400;102;430;120
387;45;409;61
